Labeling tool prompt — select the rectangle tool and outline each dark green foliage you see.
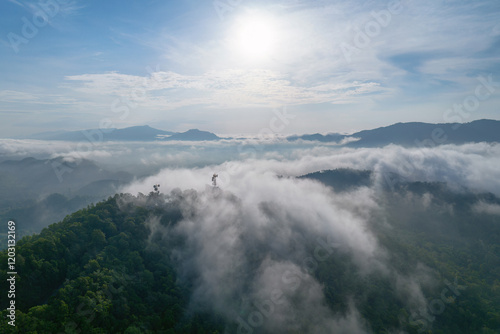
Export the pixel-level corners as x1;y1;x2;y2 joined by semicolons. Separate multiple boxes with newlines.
1;181;499;333
300;168;372;191
0;194;223;334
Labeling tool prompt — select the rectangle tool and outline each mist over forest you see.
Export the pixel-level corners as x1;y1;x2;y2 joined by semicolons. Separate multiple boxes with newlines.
1;130;500;333
2;0;500;332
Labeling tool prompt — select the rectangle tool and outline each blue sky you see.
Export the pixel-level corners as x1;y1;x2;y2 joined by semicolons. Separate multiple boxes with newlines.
0;0;499;136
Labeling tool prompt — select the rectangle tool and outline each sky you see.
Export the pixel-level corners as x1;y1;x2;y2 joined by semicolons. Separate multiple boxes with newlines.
0;0;499;137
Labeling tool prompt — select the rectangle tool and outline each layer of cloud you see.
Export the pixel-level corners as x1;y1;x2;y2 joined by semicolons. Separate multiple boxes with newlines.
3;137;497;331
120;142;500;196
131;171;416;333
65;69;383;110
473;201;500;215
2;139;500;196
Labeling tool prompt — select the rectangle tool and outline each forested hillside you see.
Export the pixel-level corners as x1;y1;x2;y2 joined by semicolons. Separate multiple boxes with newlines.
0;193;224;333
1;176;499;333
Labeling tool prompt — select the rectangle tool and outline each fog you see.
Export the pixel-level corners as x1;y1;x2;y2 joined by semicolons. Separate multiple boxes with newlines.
111;141;500;196
2;139;499;197
129;181;399;333
2;139;499;332
113;141;499;333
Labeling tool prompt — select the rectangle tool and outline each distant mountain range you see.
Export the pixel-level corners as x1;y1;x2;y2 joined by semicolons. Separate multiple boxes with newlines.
25;125;221;142
289;119;500;147
0;157;133;202
0;156;134;235
21;119;500;146
163;129;221;141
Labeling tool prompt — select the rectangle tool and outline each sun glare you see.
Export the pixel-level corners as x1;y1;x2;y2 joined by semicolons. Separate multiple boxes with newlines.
229;13;279;61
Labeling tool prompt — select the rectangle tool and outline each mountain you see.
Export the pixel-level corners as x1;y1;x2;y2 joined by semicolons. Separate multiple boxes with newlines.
288;119;500;147
0;193;94;246
162;129;221;141
1;183;499;333
348;119;500;147
0;157;133;241
20;119;500;145
288;132;346;142
25;126;222;142
299;168;372;192
0;157;132;200
27;125;174;141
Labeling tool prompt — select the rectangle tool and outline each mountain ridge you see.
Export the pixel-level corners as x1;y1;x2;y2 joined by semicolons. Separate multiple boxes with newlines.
16;119;500;146
23;126;223;142
289;119;500;147
1;180;499;333
25;125;175;141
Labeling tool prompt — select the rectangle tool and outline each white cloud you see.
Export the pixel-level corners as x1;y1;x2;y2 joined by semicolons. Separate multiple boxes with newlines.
120;146;460;332
113;141;500;197
2;0;500;137
6;0;25;8
0;90;39;102
0;139;74;157
473;201;500;215
132;169;382;333
65;69;384;110
0;90;79;107
3;139;500;196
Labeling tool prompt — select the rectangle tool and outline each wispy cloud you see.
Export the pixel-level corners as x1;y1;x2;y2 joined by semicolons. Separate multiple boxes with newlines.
0;90;39;102
6;0;26;8
21;0;85;17
0;90;78;106
1;0;499;136
65;69;384;109
473;201;500;215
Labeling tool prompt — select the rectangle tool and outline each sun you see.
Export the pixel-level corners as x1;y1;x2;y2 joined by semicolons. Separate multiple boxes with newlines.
229;12;279;61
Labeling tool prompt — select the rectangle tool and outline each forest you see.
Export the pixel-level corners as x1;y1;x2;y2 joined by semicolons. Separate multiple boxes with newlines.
0;171;499;333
